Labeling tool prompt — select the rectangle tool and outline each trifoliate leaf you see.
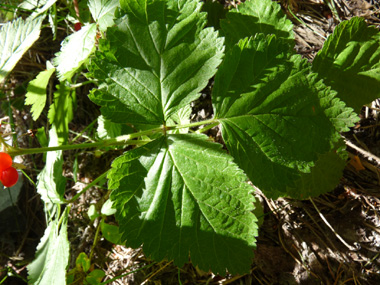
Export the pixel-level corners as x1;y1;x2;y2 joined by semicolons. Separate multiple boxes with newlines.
220;0;294;50
0;16;43;83
88;0;224;127
313;17;380;113
25;66;55;121
53;23;97;81
88;0;119;31
212;35;352;198
27;216;69;285
109;134;258;274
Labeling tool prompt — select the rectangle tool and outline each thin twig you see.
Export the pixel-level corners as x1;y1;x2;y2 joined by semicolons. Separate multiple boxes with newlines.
141;261;172;285
309;198;359;251
345;138;380;166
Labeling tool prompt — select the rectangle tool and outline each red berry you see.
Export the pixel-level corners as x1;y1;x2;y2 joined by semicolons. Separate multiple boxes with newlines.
74;22;82;31
0;152;12;172
1;167;19;187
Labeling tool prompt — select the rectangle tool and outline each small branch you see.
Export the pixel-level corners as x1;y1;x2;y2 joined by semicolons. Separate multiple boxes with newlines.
7;126;165;156
3;119;220;157
89;217;102;262
168;118;219;130
310;198;359;251
196;122;219;133
344;138;380;166
72;0;80;19
70;80;97;89
8;139;150;156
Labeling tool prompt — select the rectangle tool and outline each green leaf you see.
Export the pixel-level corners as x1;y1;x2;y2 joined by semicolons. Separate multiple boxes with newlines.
286;148;347;199
167;104;191;134
109;134;258;274
97;115;133;140
220;0;294;50
27;215;70;285
38;83;75;209
119;0;147;22
202;0;227;30
89;0;224;127
212;35;354;198
48;82;75;144
36;126;67;208
101;199;116;216
100;220;123;244
53;23;97;81
19;0;48;10
76;252;91;273
0;178;21;211
88;204;100;221
85;269;106;285
88;0;120;31
36;126;48;148
313;17;380;113
26;0;58;20
25;65;55;121
0;16;43;83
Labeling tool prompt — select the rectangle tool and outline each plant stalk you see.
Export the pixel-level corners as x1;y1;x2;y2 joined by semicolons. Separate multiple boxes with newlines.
4;119;220;157
66;171;108;204
167;118;219;130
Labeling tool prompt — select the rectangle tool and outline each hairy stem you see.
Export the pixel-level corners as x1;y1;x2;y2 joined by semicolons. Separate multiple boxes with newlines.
5;119;220;157
7;126;165;156
167;118;219;130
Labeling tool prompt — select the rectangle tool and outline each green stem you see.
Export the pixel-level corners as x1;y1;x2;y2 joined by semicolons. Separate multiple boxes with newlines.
66;171;108;204
89;217;102;262
196;122;219;133
7;96;18;147
8;139;150;156
168;118;219;130
70;118;97;143
287;1;327;40
3;119;220;157
70;80;97;89
7;125;165;156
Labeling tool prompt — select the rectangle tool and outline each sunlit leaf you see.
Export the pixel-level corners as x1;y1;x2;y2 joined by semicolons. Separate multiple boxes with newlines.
213;35;357;198
89;0;223;127
53;23;97;81
25;65;55;121
109;134;258;274
27;215;69;285
313;17;380;113
0;16;43;83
